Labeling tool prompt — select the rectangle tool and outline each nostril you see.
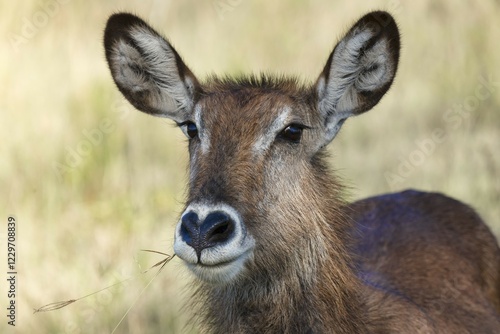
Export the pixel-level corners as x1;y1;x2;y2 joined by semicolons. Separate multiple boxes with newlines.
180;212;200;246
180;223;192;244
201;212;236;246
213;221;229;235
207;220;234;244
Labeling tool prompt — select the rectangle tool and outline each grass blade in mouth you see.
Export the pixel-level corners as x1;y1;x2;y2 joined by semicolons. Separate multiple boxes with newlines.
33;252;176;314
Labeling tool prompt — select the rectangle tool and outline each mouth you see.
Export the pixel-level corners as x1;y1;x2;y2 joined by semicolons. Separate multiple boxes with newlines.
183;248;254;284
197;257;239;268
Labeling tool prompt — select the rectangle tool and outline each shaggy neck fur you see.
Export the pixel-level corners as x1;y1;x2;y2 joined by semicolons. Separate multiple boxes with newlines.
189;153;368;333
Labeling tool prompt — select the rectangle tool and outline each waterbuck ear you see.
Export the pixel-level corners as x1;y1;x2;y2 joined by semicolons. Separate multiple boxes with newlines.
316;11;400;144
104;13;199;122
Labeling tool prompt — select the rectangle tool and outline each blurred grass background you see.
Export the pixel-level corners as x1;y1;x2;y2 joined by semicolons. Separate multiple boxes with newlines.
1;0;499;333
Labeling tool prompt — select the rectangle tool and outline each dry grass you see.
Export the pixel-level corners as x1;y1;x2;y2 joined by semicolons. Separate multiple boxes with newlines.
1;0;499;333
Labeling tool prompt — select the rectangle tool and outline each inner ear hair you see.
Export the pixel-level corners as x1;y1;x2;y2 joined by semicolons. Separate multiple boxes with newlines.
316;11;400;144
104;13;200;122
318;11;400;117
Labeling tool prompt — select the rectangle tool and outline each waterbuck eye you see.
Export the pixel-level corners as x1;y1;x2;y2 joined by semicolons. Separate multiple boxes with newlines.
279;124;304;143
186;122;198;138
180;121;198;139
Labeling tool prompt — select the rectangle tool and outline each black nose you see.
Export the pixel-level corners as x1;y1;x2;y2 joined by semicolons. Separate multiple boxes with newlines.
180;211;235;259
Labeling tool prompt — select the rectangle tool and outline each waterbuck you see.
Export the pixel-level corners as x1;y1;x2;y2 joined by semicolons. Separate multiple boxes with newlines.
104;11;500;333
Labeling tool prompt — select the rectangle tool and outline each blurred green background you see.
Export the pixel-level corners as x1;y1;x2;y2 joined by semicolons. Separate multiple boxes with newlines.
1;0;499;333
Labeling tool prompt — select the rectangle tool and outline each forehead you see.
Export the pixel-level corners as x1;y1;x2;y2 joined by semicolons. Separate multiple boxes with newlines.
195;76;314;130
198;90;291;127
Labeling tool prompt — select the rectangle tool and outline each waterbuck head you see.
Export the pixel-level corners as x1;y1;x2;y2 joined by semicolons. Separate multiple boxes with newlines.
104;11;400;286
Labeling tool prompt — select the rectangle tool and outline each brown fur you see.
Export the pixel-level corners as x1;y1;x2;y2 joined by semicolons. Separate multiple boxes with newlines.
186;78;500;333
104;11;500;333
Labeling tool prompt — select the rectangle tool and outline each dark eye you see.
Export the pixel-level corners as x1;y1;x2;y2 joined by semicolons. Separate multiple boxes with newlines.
279;124;303;143
182;122;198;139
